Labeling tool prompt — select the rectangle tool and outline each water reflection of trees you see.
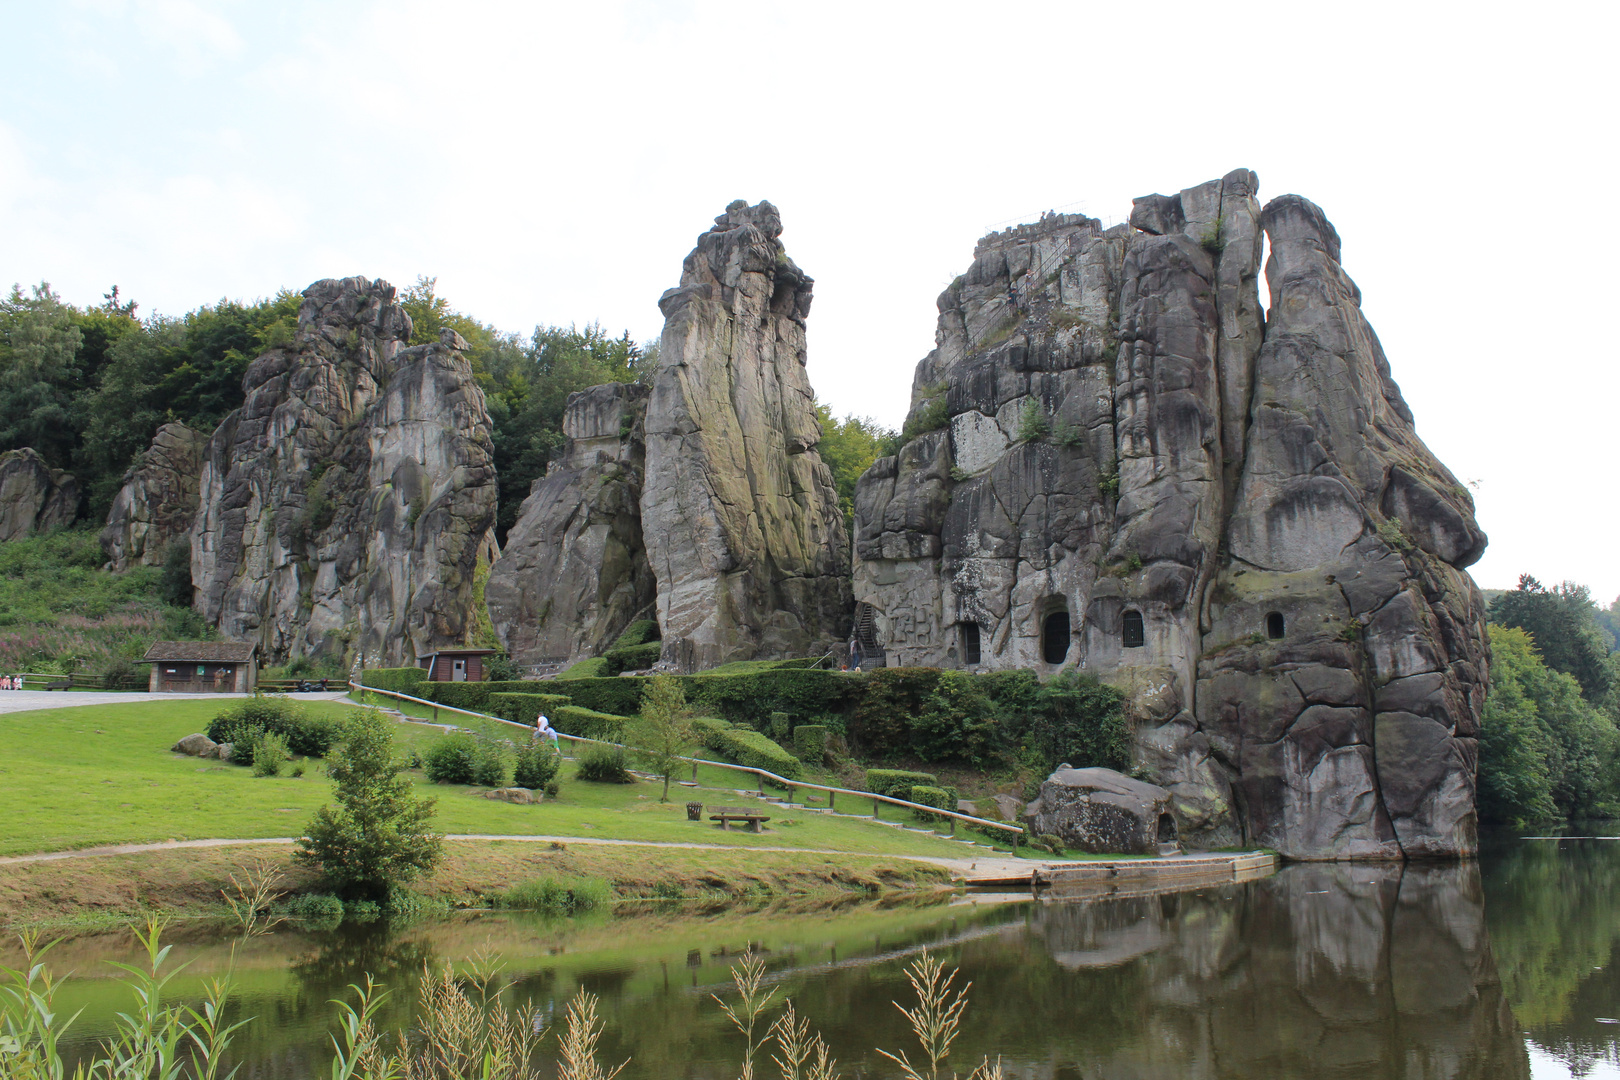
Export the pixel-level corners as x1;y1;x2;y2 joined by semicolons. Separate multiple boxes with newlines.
1484;834;1620;1075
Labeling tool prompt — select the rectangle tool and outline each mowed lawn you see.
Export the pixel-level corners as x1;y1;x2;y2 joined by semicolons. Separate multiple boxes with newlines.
0;698;982;860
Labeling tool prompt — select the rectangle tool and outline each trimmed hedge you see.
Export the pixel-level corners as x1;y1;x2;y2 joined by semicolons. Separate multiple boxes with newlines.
612;619;660;649
865;768;939;798
553;705;630;742
691;716;734;750
909;784;958;822
361;666;428;694
602;641;662;675
556;657;610;680
710;727;801;779
793;724;827;762
555;668;862;727
489;692;573;726
416;680;548;712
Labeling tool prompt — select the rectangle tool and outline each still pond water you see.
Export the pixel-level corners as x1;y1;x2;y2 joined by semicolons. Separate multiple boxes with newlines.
15;830;1618;1080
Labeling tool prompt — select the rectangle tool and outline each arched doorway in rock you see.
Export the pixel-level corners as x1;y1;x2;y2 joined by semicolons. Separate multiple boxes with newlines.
1266;611;1285;640
1122;609;1145;649
1042;610;1070;665
1156;813;1178;844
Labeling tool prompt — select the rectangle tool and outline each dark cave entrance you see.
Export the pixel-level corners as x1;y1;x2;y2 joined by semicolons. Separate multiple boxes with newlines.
1042;610;1070;665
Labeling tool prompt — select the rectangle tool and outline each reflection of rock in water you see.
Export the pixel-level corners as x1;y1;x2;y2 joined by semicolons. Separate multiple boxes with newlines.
1027;863;1528;1079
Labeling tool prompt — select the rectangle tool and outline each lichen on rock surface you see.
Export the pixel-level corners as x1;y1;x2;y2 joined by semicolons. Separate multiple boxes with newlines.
486;382;655;666
640;200;852;669
0;447;78;541
190;277;497;666
100;422;207;571
851;171;1488;860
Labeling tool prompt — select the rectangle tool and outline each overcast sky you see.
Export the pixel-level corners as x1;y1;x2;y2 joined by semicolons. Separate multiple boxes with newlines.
3;0;1615;601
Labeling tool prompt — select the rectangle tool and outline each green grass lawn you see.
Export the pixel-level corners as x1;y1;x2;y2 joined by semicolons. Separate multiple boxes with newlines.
0;699;987;860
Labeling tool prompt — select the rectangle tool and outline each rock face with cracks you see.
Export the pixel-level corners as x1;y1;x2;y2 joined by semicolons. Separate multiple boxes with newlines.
0;448;78;541
640;200;852;669
486;382;656;666
851;171;1488;860
190;277;497;666
100;422;208;571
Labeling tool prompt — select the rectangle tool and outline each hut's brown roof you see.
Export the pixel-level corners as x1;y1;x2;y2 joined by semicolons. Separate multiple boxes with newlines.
140;640;257;663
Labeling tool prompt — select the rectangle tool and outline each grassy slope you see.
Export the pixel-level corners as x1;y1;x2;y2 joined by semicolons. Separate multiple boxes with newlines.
0;699;982;861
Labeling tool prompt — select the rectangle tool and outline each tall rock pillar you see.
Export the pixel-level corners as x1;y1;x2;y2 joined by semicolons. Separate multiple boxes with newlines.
641;200;852;669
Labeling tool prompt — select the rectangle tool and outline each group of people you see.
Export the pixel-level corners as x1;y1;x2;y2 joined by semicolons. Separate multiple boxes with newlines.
0;675;23;690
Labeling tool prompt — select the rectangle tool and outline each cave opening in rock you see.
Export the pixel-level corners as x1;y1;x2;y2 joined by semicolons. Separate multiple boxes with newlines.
1042;610;1070;664
1122;609;1144;649
1157;813;1177;843
1266;611;1285;640
960;622;981;666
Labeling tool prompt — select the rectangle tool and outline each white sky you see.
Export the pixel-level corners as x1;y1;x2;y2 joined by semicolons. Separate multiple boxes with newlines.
2;0;1615;601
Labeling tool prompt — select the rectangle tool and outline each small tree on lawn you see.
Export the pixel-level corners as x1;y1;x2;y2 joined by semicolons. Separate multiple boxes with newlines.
296;707;443;899
632;675;696;802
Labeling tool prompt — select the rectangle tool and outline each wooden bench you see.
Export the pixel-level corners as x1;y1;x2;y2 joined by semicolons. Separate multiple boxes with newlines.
709;806;771;833
44;680;72;691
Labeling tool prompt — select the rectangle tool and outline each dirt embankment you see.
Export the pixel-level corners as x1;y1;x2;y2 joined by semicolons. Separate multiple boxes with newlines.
0;841;952;926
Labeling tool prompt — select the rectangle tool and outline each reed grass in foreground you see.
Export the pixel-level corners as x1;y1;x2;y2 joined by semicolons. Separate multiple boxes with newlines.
0;921;1007;1079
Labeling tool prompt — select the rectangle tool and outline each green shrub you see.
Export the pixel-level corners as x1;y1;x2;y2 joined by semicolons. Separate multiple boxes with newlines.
514;743;562;790
495;874;612;913
849;667;1000;766
575;745;633;783
419;681;494;711
909;784;958;822
361;666;429;695
488;692;572;726
207;697;345;765
1030;669;1130;773
769;711;791;741
554;705;630;742
865;768;939;798
1017;398;1050;442
472;740;511;788
251;730;289;777
543;676;643;714
900;384;950;441
690;716;733;751
612;620;661;649
556;657;610;680
602;641;663;675
384;886;452;920
345;899;381;924
710;728;801;779
422;732;479;784
793;724;828;762
282;892;344;928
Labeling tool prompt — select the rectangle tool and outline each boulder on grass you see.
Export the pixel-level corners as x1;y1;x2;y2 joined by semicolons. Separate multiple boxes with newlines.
172;733;219;757
1022;766;1177;855
485;787;536;804
216;743;234;761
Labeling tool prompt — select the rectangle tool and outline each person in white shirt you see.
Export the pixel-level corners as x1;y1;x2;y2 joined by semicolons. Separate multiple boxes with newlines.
535;713;560;746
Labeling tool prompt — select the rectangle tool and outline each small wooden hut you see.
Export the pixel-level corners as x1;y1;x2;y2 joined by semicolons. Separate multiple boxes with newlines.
140;641;258;693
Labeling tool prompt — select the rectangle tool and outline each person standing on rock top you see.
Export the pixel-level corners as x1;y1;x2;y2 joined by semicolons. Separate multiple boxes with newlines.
848;635;863;672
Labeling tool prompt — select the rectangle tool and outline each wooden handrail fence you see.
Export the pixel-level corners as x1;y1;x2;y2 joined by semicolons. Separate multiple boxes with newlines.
349;680;1025;841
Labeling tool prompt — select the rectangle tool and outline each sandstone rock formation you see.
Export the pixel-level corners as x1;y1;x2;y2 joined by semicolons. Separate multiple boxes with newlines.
191;277;497;665
486;382;655;665
0;448;78;541
1023;766;1177;854
851;171;1488;860
640;200;852;669
100;422;207;571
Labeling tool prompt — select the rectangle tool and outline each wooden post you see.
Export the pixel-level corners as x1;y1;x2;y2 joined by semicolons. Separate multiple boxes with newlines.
949;817;957;838
873;799;880;820
757;773;766;796
829;790;836;811
691;761;699;783
786;785;795;804
432;704;439;723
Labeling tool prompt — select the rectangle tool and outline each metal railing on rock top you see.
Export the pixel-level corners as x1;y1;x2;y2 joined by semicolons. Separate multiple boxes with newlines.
349;680;1026;842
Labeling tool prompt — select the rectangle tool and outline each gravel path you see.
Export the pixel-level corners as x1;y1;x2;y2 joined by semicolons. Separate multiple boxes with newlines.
0;690;354;715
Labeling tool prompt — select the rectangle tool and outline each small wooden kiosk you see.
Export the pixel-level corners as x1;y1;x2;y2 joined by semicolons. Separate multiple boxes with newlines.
417;647;496;682
141;641;258;693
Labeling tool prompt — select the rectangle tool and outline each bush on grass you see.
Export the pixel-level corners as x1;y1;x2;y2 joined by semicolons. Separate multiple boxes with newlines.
495;874;611;913
346;899;382;924
865;768;939;798
472;740;511;788
709;727;801;779
908;784;959;822
422;732;479;784
575;745;633;783
207;696;345;766
513;742;561;790
251;730;290;777
611;619;660;649
556;657;609;680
